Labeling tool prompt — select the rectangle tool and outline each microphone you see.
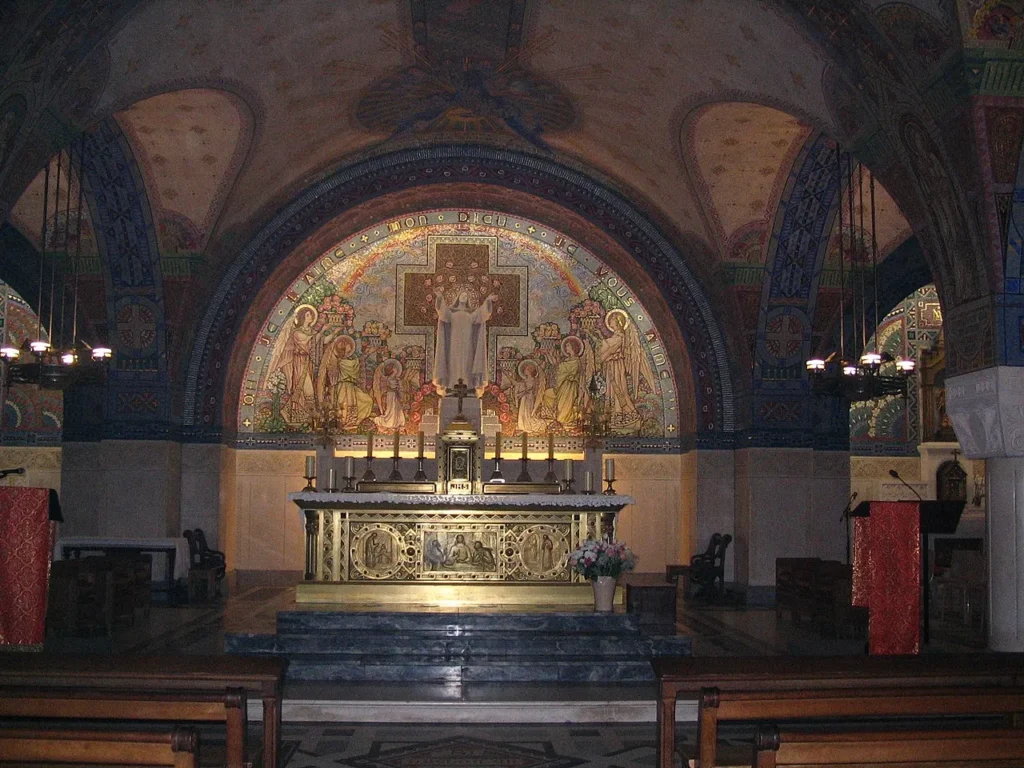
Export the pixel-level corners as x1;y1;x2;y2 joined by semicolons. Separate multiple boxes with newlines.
888;468;923;501
839;491;858;521
0;467;25;479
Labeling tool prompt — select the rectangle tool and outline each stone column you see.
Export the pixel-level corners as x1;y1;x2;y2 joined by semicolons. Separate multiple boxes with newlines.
947;366;1024;650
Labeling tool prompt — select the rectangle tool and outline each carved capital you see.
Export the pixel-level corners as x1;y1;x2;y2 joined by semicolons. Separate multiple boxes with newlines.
946;366;1024;458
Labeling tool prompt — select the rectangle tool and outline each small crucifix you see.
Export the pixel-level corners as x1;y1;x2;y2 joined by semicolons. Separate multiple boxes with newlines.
450;378;471;416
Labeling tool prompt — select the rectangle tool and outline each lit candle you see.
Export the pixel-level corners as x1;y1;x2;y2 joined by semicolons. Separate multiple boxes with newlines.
305;455;315;479
328;468;337;490
583;470;594;493
521;432;528;460
393;431;401;457
366;435;373;459
604;457;615;482
344;456;355;478
417;431;425;459
564;458;573;482
495;430;502;460
548;433;555;460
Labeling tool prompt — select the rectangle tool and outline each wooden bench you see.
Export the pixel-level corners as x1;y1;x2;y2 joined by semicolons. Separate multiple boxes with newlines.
652;653;1024;768
0;726;199;767
752;726;1024;767
0;654;287;768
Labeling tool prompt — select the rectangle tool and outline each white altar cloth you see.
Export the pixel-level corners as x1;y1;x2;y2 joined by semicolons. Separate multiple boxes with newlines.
289;491;635;510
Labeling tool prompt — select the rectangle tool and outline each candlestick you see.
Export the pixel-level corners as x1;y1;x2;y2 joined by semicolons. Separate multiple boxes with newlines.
562;458;575;493
327;468;338;492
604;457;615;482
495;431;502;460
583;470;594;494
547;432;554;460
417;431;424;459
343;456;356;492
393;431;400;457
303;455;316;491
521;432;528;460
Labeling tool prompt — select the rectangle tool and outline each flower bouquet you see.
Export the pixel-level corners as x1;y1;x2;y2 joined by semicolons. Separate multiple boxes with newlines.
569;539;638;581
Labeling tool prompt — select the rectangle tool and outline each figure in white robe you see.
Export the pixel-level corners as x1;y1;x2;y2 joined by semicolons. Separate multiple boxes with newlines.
372;359;406;431
432;289;497;396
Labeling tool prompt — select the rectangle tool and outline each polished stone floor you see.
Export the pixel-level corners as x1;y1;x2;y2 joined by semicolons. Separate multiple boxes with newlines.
41;583;987;768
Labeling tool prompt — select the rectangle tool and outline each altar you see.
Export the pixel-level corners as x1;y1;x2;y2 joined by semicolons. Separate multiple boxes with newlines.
291;490;634;605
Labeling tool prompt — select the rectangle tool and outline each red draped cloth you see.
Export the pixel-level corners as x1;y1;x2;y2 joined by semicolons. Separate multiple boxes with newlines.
852;501;921;655
0;488;55;648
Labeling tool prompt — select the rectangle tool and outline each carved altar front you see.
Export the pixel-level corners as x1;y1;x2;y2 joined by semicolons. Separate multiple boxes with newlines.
291;491;634;605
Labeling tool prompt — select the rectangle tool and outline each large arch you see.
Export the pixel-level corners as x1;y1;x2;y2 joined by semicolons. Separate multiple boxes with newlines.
184;146;739;448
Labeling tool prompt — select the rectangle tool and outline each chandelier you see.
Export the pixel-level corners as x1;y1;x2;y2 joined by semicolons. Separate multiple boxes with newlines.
0;133;111;391
805;148;914;401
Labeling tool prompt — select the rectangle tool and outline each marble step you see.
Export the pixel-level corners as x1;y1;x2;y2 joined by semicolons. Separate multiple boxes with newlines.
227;631;690;658
274;610;642;634
281;654;662;683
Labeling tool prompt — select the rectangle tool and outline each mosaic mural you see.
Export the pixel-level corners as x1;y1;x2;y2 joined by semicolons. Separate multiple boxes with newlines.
0;280;62;440
239;210;680;438
849;285;943;456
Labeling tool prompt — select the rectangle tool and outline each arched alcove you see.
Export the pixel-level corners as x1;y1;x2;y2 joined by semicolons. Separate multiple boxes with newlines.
236;208;685;443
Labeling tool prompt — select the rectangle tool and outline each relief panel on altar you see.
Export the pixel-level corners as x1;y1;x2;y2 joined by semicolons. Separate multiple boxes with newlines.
342;517;575;583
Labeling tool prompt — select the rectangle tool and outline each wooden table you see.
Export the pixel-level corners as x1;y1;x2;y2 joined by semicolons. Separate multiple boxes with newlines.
652;653;1024;768
0;654;287;768
57;537;187;594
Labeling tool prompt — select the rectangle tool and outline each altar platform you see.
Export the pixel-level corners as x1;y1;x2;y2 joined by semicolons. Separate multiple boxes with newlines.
226;607;691;685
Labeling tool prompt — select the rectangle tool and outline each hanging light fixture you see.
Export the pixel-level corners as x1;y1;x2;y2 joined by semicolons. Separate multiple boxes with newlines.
805;146;915;401
0;133;111;390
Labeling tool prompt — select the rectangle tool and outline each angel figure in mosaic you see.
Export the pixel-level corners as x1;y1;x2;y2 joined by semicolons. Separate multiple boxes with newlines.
320;334;373;429
509;358;548;434
549;335;593;429
272;305;318;419
372;358;407;432
599;309;656;429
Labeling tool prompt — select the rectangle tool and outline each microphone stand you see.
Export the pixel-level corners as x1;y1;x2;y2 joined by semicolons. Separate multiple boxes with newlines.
839;491;857;566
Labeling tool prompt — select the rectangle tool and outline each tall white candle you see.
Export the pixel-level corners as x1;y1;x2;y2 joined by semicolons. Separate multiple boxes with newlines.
393;431;401;457
604;457;615;482
547;432;555;460
564;458;573;482
583;470;594;493
521;432;528;460
344;456;355;478
366;435;373;459
328;468;337;490
495;430;502;459
417;431;425;458
305;455;316;478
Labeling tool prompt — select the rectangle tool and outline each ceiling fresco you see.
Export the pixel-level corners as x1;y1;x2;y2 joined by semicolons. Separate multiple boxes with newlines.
239;209;681;440
115;89;251;254
689;103;812;252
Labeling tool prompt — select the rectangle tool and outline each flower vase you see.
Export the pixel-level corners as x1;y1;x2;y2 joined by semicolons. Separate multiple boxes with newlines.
592;575;617;612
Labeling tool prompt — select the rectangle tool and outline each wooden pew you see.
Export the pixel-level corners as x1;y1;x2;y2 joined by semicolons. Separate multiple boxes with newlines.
0;654;286;768
752;726;1024;767
0;726;199;767
699;686;1024;768
652;654;1024;768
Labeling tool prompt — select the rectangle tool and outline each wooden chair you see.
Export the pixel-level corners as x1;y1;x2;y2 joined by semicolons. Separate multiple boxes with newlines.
183;528;224;602
0;726;199;767
690;533;732;602
752;726;1024;767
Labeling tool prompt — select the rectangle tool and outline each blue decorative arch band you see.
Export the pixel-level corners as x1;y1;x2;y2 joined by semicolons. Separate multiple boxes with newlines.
79;118;170;435
183;146;735;445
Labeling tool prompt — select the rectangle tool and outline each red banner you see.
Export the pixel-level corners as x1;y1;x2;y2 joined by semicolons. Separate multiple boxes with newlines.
852;501;921;655
0;488;54;648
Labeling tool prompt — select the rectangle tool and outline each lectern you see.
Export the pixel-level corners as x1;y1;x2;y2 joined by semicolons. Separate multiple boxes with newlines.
850;499;965;654
0;487;60;648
